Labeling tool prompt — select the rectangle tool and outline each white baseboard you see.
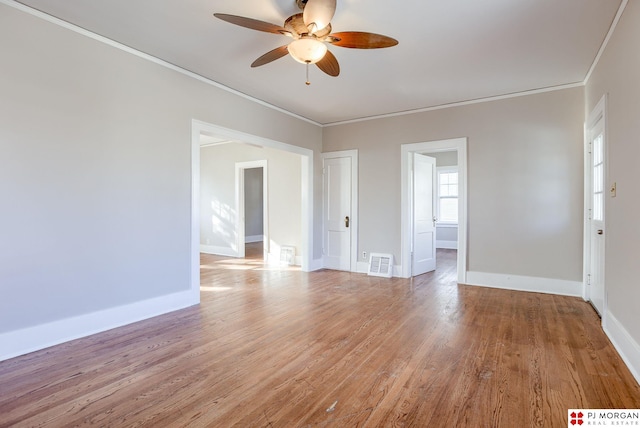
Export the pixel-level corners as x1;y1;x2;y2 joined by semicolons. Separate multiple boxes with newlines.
0;289;198;362
465;271;582;297
603;311;640;385
356;261;369;274
308;258;324;271
200;244;238;257
436;240;458;249
245;235;263;243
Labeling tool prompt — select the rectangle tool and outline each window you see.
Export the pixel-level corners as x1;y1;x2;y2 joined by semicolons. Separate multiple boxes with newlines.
592;133;604;221
437;167;458;224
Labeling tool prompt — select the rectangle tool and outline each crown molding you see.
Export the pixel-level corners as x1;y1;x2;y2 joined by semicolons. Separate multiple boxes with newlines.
583;0;628;84
323;81;585;127
3;0;625;128
1;0;322;127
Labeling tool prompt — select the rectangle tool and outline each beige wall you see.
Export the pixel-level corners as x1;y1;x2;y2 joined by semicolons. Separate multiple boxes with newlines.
585;1;640;347
0;4;321;343
324;87;585;281
200;143;302;259
431;150;458;167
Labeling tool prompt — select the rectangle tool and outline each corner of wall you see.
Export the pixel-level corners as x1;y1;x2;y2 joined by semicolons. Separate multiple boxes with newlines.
603;311;640;385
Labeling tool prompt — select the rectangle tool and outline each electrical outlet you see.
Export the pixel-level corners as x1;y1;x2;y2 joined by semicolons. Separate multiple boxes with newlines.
362;251;367;260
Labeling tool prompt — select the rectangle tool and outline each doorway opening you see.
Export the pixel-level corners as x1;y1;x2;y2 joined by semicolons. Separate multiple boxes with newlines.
237;163;267;261
190;120;315;294
400;138;467;282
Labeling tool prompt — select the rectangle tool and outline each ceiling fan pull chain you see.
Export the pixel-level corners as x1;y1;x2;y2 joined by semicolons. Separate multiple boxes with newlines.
306;62;311;85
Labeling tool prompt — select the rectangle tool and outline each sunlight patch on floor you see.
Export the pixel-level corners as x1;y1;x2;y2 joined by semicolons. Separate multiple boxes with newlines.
200;286;233;292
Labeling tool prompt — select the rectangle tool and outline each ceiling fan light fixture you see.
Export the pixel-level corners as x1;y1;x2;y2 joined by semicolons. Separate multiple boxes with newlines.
288;37;327;64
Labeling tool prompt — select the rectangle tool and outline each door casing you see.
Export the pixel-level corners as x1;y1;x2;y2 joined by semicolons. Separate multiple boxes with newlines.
584;94;607;318
401;138;468;281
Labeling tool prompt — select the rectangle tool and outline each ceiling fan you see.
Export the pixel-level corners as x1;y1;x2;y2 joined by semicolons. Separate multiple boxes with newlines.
214;0;398;84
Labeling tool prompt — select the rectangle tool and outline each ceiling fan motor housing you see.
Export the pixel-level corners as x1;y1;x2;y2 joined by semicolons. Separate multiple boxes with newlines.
296;0;309;10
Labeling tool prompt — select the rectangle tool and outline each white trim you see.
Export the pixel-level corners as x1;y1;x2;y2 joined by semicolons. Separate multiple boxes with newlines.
191;120;202;301
582;121;591;303
193;120;314;272
401;138;468;282
0;290;196;362
200;245;238;258
465;271;582;297
309;258;324;271
321;150;359;272
603;311;640;385
236;160;268;259
584;0;629;84
0;0;321;127
324;82;584;127
356;261;369;274
436;240;458;250
2;0;605;128
245;235;264;243
583;95;608;314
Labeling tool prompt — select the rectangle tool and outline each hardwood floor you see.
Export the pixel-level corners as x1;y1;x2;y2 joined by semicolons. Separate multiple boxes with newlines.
1;250;639;427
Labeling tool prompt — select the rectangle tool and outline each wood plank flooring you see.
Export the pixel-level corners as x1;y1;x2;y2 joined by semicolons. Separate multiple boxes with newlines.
1;248;639;427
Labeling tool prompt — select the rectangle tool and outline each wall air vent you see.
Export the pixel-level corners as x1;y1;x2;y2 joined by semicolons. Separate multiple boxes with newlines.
368;253;393;278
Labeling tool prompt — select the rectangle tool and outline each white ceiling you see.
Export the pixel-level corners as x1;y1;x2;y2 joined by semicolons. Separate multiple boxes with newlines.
14;0;622;125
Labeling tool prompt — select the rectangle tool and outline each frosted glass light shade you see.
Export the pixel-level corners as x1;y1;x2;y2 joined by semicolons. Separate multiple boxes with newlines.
288;37;327;64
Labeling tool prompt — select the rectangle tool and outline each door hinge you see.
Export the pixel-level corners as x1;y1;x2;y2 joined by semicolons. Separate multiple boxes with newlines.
587;274;591;286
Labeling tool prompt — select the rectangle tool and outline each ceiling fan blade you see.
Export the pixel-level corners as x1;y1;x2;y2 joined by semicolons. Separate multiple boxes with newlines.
214;13;287;35
315;50;339;76
303;0;336;33
328;32;399;49
251;45;289;67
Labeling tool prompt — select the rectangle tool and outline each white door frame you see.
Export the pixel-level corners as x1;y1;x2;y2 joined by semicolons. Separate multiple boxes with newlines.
400;138;468;282
191;119;315;297
583;94;607;318
321;150;358;272
236;160;268;259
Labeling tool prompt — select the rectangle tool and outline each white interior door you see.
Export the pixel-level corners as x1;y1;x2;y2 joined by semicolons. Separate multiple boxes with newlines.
588;124;605;316
412;153;436;276
323;156;351;271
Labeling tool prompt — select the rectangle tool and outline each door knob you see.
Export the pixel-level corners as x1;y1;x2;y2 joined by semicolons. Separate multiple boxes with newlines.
345;216;350;228
597;229;603;235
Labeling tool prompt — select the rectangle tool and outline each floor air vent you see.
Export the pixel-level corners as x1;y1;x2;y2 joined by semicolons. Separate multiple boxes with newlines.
368;253;393;278
280;246;295;265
